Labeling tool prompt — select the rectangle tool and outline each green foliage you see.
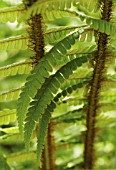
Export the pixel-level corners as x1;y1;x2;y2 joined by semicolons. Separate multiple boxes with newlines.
0;0;116;170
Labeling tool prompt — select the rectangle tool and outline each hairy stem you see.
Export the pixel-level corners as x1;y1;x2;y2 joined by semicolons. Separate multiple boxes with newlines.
84;0;112;169
40;122;56;170
24;0;44;64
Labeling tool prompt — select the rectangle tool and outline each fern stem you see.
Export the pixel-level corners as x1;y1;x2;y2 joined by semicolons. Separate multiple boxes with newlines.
40;122;56;170
84;0;112;169
24;0;44;64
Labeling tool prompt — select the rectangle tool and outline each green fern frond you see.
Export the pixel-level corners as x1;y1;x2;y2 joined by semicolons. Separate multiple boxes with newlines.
54;79;88;103
17;31;80;134
37;110;51;166
0;87;22;102
0;109;16;125
76;0;100;18
45;27;93;45
42;10;77;22
81;17;116;37
53;108;84;123
7;151;36;164
0;61;32;78
25;0;77;18
101;79;116;91
98;103;116;113
0;4;24;23
0;127;19;134
0;34;28;51
45;27;80;45
0;133;21;145
24;55;90;149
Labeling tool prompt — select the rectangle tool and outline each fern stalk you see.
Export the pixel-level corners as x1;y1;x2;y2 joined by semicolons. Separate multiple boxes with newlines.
17;0;45;134
84;0;113;169
40;122;56;170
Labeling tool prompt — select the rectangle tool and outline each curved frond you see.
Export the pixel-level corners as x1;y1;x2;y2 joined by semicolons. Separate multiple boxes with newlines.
0;4;24;23
17;31;80;134
0;62;32;78
24;55;90;149
0;109;16;125
0;34;29;51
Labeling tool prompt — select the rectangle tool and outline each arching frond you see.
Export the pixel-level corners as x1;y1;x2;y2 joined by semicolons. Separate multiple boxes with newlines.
17;31;80;134
0;4;25;23
0;34;28;51
0;109;16;125
24;55;90;149
0;62;32;78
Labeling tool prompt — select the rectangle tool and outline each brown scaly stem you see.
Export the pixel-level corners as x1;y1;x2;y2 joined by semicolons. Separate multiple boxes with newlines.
84;0;112;169
24;0;45;64
40;122;56;170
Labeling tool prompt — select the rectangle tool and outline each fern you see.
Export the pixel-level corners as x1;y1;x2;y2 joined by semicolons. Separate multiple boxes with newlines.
0;88;22;102
0;4;24;23
24;55;90;149
17;31;79;134
0;109;16;126
0;0;116;169
0;62;32;78
0;35;29;51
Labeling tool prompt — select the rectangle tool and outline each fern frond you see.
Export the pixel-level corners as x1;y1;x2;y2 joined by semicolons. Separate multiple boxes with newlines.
45;26;80;45
0;109;16;125
0;127;19;134
76;0;100;18
0;87;22;102
101;79;116;91
7;151;36;164
42;10;77;22
25;0;100;19
80;16;116;37
0;61;32;78
53;108;84;123
25;0;77;18
0;34;29;51
17;31;80;134
98;103;116;113
45;27;93;45
0;133;21;145
24;55;90;149
0;4;24;23
37;111;51;166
